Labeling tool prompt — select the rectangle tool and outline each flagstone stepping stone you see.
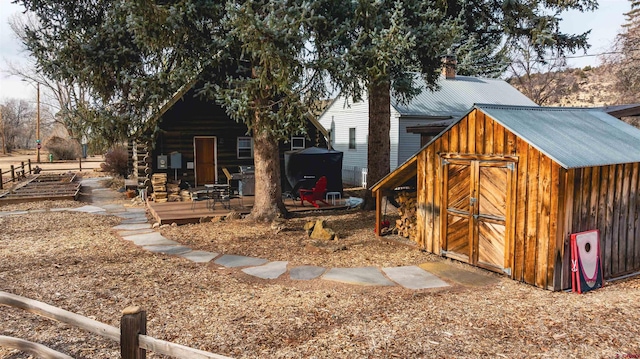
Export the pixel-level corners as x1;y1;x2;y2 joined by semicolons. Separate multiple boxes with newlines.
382;266;449;290
179;250;219;263
122;232;178;246
214;254;268;268
70;205;106;213
242;261;288;279
289;266;327;280
143;245;192;255
117;228;155;237
322;267;395;286
113;223;152;230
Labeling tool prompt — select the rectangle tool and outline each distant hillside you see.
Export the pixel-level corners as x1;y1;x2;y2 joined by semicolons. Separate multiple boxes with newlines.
508;64;640;128
508;64;638;108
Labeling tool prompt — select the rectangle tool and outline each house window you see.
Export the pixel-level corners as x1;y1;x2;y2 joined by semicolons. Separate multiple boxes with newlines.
291;136;305;150
237;137;253;159
348;128;356;149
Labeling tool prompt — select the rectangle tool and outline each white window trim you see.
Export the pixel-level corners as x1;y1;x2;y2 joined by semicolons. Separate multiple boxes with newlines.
237;137;253;159
291;136;305;150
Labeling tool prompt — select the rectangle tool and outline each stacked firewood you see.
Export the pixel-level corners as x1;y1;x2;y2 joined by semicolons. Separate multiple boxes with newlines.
167;182;181;202
394;191;417;239
151;173;168;203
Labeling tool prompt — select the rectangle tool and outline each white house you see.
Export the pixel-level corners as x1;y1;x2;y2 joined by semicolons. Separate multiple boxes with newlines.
317;68;538;187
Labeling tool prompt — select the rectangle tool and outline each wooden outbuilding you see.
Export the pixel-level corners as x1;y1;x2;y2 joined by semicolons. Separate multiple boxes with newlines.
372;104;640;290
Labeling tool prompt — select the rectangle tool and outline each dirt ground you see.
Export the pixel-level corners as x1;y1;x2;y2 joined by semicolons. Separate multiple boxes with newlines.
1;177;640;358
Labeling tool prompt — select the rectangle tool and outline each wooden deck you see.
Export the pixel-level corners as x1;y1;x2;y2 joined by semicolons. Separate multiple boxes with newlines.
147;196;348;225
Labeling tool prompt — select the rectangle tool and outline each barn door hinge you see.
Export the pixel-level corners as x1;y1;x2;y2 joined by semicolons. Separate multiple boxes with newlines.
502;267;512;276
442;159;450;165
507;163;515;170
440;249;449;256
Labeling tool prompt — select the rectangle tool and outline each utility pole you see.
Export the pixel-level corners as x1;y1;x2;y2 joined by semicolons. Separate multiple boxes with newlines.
0;105;6;154
36;82;41;163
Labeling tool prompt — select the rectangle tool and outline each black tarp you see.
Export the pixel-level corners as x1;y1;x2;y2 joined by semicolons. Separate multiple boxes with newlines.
284;147;343;193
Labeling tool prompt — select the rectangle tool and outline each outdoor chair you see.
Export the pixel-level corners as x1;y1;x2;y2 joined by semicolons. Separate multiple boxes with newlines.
190;189;211;210
299;176;330;208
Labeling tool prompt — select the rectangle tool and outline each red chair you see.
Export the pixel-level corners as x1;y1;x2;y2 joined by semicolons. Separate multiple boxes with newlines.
299;176;330;208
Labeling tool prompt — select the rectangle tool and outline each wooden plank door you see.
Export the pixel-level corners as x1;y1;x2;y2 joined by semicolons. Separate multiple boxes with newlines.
475;162;510;272
194;137;217;186
442;159;473;263
442;157;513;273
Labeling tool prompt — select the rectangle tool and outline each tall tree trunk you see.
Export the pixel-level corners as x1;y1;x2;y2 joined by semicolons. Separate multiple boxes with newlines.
362;79;391;210
247;110;287;221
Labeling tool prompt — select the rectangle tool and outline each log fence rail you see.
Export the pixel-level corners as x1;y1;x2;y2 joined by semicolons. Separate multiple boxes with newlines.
0;158;103;190
0;291;233;359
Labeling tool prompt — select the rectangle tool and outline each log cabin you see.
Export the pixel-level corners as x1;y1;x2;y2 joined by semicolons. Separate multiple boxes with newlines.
372;104;640;290
131;80;327;191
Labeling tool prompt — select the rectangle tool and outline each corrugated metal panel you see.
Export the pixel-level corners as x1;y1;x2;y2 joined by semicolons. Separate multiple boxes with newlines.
392;74;538;117
477;104;640;169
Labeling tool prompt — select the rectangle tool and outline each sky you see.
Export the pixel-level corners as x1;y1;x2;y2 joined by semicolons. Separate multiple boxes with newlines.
0;0;632;102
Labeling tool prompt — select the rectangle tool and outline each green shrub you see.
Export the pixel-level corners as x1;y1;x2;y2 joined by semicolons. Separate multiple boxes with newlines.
101;146;129;177
44;136;80;160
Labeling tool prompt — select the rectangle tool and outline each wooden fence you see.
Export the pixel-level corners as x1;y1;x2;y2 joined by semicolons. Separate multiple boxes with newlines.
0;158;103;190
0;291;233;359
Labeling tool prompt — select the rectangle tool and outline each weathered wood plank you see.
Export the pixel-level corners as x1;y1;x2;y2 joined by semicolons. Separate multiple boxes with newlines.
604;165;617;278
513;138;528;281
619;163;632;273
433;137;443;255
587;166;600;230
628;163;639;272
550;165;563;290
468;110;476;153
449;122;459;153
536;155;551;288
506;159;517;278
506;130;517;156
632;163;640;270
459;117;468;153
439;153;518;162
524;144;540;285
422;150;433;251
612;164;624;275
475;111;485;154
485;115;494;154
579;167;592;232
493;120;505;154
597;166;610;277
562;169;576;290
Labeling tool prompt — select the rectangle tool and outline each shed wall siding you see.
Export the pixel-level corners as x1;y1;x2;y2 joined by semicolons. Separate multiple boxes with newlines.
567;164;640;282
417;109;564;290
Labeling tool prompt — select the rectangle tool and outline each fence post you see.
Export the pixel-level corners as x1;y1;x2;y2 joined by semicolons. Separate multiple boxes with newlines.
28;159;32;174
120;306;146;359
10;165;15;183
79;157;82;171
20;162;25;178
0;169;3;190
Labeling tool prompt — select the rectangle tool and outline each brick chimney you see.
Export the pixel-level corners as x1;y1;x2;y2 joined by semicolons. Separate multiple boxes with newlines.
441;55;457;79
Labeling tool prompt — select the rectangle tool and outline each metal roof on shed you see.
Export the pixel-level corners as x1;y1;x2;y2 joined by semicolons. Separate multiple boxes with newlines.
476;104;640;169
391;74;538;118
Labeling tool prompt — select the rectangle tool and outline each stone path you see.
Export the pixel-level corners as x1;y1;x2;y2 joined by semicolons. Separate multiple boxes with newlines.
0;177;499;291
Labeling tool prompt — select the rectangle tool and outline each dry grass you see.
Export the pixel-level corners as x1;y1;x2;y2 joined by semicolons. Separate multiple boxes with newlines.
1;195;640;358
